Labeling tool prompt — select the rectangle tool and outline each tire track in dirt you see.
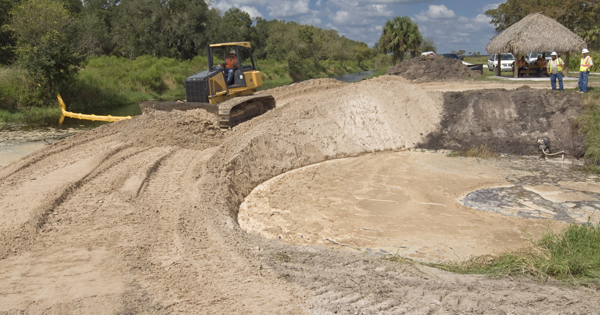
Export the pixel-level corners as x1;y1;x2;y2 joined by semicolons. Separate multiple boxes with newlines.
0;142;153;261
1;77;599;314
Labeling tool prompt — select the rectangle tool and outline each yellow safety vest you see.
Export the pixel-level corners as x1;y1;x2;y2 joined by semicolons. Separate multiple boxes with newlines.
580;56;592;72
548;58;563;73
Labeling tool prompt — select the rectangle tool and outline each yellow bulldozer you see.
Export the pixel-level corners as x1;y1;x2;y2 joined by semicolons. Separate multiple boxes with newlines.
140;42;275;128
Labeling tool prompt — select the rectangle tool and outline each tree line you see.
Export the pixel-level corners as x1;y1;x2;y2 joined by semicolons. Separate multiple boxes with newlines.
0;0;389;97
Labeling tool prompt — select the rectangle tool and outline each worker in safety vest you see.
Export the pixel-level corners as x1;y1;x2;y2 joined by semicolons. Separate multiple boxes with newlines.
532;57;547;77
579;48;594;93
517;56;527;77
547;52;564;91
221;49;240;85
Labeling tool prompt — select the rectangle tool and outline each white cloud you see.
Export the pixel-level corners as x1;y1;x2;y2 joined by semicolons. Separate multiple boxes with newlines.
424;5;455;19
210;1;263;19
329;3;392;26
482;3;500;13
330;11;350;24
213;0;269;6
300;11;322;25
212;1;233;12
473;14;492;25
267;0;310;18
413;4;497;54
358;0;436;3
240;6;263;19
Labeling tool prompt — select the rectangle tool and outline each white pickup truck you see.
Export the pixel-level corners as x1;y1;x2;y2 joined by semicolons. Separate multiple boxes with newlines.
487;53;515;72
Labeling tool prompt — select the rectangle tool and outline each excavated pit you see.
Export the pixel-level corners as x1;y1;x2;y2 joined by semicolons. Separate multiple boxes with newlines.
1;76;599;314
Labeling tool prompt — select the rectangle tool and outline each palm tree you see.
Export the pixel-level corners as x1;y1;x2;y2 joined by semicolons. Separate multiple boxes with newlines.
379;16;423;63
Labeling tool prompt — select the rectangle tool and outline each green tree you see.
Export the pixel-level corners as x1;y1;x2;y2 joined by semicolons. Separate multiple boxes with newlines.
379;16;423;63
419;37;437;53
221;8;252;43
7;0;83;97
0;0;17;64
110;0;209;59
353;44;372;69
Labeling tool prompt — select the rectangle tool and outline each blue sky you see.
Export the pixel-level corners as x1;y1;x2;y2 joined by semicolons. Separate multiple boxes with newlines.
211;0;504;54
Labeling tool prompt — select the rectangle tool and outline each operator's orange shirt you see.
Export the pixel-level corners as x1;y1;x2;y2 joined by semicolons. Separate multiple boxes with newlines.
225;57;240;69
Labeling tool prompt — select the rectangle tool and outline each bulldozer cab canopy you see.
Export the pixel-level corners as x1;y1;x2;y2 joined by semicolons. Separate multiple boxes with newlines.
207;42;256;71
209;42;251;48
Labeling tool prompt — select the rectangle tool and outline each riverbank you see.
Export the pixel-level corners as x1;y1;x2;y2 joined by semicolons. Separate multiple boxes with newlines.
0;123;81;166
1;55;387;125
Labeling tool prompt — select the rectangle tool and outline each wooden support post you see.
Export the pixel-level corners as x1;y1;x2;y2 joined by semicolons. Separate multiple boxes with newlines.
514;53;519;78
565;52;570;75
496;54;502;76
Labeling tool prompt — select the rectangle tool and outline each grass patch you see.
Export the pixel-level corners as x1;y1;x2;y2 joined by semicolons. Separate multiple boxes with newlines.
0;106;61;125
2;54;375;123
385;221;600;284
463;56;489;64
433;221;600;283
448;144;499;159
574;87;600;167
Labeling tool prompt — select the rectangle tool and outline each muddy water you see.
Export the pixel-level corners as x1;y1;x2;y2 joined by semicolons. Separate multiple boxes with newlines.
239;150;598;262
0;104;142;167
0;125;82;167
331;70;376;82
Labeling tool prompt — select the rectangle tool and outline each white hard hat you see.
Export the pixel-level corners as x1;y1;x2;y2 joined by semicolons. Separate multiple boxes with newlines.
582;48;590;54
551;52;557;56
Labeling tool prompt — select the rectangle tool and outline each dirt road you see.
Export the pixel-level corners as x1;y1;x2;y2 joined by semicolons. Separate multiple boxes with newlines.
1;77;599;314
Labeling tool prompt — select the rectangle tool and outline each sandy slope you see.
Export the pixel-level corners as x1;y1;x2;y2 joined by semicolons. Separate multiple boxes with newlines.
1;77;599;314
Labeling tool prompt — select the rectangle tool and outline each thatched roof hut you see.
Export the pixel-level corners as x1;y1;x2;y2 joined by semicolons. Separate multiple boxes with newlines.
486;12;586;55
486;12;586;76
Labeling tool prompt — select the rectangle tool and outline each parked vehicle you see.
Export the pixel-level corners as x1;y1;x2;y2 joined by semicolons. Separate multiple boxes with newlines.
440;53;463;60
440;53;472;65
526;52;552;64
487;53;515;72
421;51;436;57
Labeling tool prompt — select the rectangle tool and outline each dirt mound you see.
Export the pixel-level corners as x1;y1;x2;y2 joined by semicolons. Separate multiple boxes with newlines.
258;78;347;107
1;78;599;314
118;108;226;149
419;88;586;156
387;55;482;81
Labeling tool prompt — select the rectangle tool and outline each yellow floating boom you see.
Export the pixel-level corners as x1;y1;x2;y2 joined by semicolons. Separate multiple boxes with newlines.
57;94;131;122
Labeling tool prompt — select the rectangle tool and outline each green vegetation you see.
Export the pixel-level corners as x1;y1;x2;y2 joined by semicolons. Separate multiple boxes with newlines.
0;0;399;123
463;56;490;64
387;221;600;284
379;16;423;63
574;86;600;169
433;221;600;283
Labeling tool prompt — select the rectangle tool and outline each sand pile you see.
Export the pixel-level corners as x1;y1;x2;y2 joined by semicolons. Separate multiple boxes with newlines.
387;55;482;81
117;108;226;149
258;78;347;107
1;77;599;314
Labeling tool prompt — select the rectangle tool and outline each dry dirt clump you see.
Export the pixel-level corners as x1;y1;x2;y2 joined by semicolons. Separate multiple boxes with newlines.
258;78;347;107
117;108;226;149
419;87;586;156
387;55;483;81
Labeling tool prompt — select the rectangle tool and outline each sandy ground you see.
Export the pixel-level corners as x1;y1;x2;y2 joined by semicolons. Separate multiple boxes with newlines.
1;76;600;314
239;151;576;262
